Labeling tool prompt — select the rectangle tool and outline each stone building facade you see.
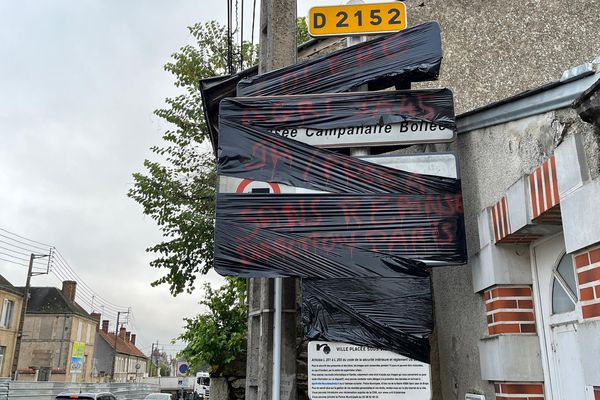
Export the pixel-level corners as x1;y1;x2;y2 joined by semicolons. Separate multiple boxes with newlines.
16;281;97;383
0;275;23;378
93;318;147;383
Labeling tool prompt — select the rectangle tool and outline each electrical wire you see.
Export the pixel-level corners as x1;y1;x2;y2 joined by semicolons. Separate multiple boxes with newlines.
0;227;144;342
0;227;52;248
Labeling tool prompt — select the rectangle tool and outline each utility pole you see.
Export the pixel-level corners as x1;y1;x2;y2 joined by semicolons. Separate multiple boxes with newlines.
12;252;49;379
111;310;128;382
245;2;297;400
150;341;155;377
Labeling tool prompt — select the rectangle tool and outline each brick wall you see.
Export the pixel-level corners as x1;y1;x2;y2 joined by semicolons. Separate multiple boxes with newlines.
494;382;544;399
484;286;536;335
594;387;600;400
574;246;600;320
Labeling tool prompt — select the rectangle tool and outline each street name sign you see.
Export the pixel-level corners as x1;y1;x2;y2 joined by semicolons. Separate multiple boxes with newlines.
308;341;431;400
267;121;452;148
219;90;456;149
309;2;407;37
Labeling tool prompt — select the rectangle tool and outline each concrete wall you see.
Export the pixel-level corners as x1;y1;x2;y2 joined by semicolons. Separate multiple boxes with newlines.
0;291;22;378
401;0;600;114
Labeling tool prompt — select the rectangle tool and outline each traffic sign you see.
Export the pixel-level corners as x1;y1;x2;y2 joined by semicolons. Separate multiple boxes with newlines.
309;2;407;37
176;361;189;377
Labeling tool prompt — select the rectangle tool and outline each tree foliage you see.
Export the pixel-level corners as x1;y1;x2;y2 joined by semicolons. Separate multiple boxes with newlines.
297;17;311;45
129;19;308;296
128;21;258;295
176;277;247;376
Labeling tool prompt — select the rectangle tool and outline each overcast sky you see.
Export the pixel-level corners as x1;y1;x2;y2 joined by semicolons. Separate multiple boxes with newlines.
0;0;349;359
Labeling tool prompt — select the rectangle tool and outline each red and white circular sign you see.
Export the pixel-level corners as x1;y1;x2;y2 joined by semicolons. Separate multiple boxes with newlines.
235;179;281;194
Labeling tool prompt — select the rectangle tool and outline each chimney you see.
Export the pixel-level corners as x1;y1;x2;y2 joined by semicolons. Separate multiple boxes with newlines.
125;331;131;342
119;326;126;340
62;281;77;303
130;334;136;345
102;320;109;333
90;313;101;331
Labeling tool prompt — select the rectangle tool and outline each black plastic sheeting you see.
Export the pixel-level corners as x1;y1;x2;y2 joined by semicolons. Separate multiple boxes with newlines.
214;193;466;277
302;272;433;363
217;117;461;195
237;22;441;97
200;66;258;152
221;88;456;132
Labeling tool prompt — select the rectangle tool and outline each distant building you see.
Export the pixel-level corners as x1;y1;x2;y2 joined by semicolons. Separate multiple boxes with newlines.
93;318;147;382
16;280;97;382
0;275;23;378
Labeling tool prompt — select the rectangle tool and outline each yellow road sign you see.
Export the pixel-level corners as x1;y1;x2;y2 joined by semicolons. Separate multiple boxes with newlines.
308;2;407;37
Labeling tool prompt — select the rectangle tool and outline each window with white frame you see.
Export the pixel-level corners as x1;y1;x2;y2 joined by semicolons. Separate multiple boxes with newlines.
0;299;14;328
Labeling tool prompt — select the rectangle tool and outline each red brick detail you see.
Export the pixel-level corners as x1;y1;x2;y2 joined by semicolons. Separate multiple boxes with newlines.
578;267;600;285
489;324;521;335
529;156;560;221
486;299;518;311
594;387;600;400
494;311;535;322
485;286;536;336
591;248;600;264
574;245;600;321
517;299;534;309
582;303;600;319
493;287;532;298
520;323;537;333
491;196;511;243
581;287;595;301
575;253;591;268
495;382;545;399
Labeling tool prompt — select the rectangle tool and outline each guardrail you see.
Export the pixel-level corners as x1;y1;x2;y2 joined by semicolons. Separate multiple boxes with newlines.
3;381;159;400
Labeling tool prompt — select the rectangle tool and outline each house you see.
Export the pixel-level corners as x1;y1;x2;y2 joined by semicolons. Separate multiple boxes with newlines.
16;280;97;382
0;275;23;378
93;317;147;382
425;67;600;400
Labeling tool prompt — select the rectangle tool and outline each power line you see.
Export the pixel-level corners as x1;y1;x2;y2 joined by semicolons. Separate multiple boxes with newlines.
0;227;143;342
0;230;51;252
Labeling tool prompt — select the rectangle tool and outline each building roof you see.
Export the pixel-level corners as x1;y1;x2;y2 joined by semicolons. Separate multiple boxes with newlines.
18;286;93;320
0;274;23;297
97;329;147;359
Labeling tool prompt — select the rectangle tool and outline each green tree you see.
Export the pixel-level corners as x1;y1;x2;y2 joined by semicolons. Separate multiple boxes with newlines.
128;21;258;295
176;277;247;376
159;364;171;377
297;16;311;45
130;17;308;376
129;19;308;295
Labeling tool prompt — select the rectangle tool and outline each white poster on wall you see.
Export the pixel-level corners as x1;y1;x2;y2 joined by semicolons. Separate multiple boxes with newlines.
308;341;431;400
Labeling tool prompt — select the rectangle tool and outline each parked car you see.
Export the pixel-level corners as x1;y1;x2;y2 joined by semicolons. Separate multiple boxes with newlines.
144;394;172;400
55;393;116;400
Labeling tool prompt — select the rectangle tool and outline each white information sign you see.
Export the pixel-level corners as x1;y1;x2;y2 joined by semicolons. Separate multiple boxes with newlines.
269;121;455;148
308;341;431;400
